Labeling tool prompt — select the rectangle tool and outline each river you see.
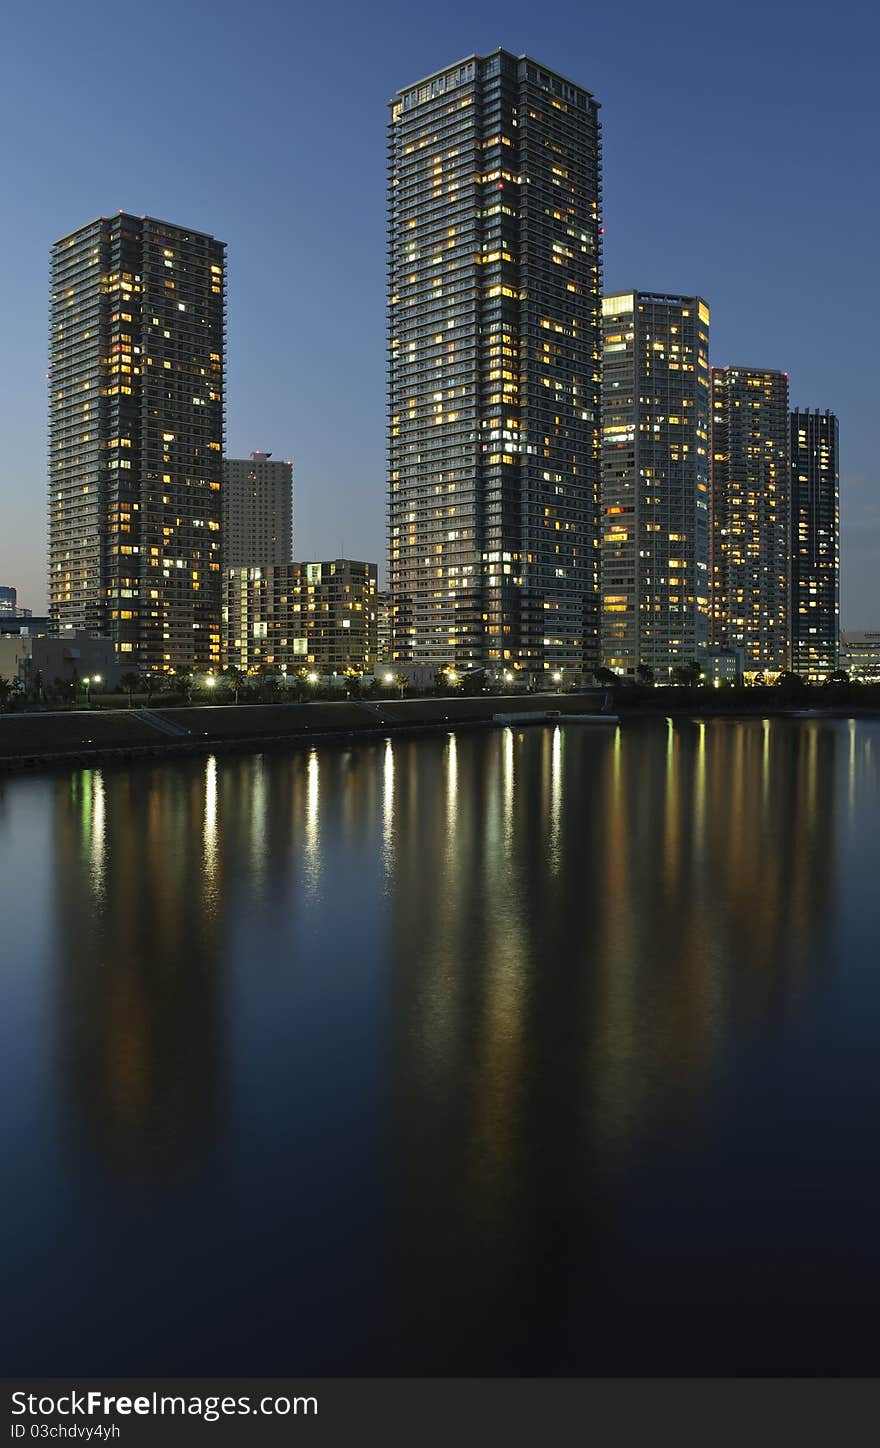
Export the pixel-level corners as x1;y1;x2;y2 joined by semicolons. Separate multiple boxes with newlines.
2;717;879;1373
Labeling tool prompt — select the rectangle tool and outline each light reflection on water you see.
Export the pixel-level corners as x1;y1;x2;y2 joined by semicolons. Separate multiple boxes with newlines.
1;718;880;1375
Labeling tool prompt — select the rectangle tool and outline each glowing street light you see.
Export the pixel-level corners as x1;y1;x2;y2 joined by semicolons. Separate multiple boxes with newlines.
307;672;319;684
384;672;394;685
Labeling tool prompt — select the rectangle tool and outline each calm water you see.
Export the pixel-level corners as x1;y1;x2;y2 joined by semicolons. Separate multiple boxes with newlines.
2;718;880;1375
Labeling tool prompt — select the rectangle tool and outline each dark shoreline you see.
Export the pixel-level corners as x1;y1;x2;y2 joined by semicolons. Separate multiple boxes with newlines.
1;694;876;773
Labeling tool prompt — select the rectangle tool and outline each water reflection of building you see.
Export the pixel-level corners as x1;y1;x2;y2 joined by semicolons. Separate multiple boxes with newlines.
52;766;226;1177
44;723;845;1367
51;746;386;1178
381;719;839;1368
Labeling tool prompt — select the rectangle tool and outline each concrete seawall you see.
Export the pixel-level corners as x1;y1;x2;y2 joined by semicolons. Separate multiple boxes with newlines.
0;694;611;772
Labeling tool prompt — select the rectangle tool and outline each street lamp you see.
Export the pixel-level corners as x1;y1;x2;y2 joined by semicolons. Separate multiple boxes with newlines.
205;675;216;689
82;675;96;707
307;672;319;684
384;672;394;685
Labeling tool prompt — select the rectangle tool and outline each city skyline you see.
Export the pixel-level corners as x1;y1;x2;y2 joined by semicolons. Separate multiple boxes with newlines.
0;1;875;626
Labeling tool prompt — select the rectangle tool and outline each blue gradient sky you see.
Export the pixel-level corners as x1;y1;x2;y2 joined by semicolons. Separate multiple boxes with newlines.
0;0;876;622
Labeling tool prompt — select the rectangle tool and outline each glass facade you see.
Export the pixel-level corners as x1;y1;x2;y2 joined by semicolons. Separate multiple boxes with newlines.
601;292;710;677
388;50;602;677
49;214;226;671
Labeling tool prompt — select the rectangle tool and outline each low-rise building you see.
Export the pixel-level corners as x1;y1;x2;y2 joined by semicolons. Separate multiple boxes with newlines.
26;632;120;691
703;646;744;686
223;560;377;675
0;634;31;683
839;631;880;682
387;662;438;689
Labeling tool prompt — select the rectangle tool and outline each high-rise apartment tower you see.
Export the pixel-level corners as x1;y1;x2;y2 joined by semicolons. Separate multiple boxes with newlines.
388;50;602;678
710;367;790;674
49;213;226;671
601;292;710;677
790;408;839;680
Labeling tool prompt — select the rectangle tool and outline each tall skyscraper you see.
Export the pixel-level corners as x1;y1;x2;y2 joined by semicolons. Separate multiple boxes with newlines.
710;367;790;674
790;409;839;680
49;213;226;671
601;292;710;678
388;50;602;679
222;451;293;567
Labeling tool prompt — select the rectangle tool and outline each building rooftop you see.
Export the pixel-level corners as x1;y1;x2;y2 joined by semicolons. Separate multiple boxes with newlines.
390;49;599;107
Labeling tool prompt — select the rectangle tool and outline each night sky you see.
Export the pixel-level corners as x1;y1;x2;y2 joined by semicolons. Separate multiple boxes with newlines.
1;0;875;622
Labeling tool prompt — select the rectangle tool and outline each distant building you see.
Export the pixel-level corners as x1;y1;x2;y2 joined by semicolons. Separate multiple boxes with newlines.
388;50;602;677
839;631;880;682
790;409;839;680
0;586;17;616
710;367;790;675
49;213;226;671
601;291;711;679
375;590;392;665
224;560;378;675
0;614;53;637
222;452;293;567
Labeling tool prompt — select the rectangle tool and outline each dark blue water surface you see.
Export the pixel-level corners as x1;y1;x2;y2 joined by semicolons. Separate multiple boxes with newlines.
2;718;879;1375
